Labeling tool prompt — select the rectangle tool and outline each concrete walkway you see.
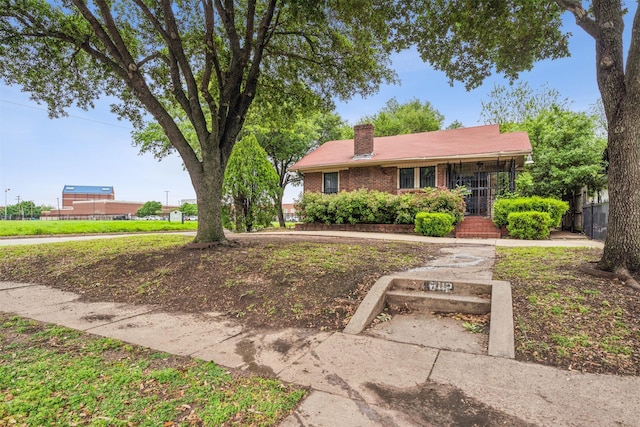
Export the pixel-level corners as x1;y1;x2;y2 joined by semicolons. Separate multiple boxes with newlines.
2;231;636;426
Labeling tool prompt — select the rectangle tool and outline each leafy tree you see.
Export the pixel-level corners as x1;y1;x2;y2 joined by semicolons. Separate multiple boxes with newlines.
514;172;535;197
505;107;607;201
480;82;569;126
136;201;162;218
179;203;198;217
358;97;444;136
223;135;279;232
1;201;49;219
411;0;640;274
247;110;350;227
0;1;406;244
589;98;608;139
446;120;464;130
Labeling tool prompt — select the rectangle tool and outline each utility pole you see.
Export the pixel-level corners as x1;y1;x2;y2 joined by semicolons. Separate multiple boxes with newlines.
16;195;22;220
3;188;9;220
165;190;169;207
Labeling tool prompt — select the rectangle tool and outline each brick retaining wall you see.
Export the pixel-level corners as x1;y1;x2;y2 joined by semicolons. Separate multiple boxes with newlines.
295;223;416;234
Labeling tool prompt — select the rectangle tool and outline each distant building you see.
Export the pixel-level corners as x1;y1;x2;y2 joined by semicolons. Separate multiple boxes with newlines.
42;185;143;220
62;185;114;208
281;203;298;221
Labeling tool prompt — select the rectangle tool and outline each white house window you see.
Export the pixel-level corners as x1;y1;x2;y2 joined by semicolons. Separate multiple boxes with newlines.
399;168;414;189
323;172;339;194
399;166;436;189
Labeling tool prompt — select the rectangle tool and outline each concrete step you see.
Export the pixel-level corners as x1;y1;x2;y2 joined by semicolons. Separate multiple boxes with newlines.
455;231;501;239
388;278;492;297
459;216;493;222
455;217;501;238
343;275;515;359
385;290;491;315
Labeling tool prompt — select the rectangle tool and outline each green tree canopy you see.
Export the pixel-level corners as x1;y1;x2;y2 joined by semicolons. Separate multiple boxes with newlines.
179;203;198;217
245;108;350;226
136;201;162;218
445;120;464;130
0;0;407;244
505;107;607;200
1;201;49;219
410;0;640;274
358;97;443;136
480;82;570;126
223;134;279;232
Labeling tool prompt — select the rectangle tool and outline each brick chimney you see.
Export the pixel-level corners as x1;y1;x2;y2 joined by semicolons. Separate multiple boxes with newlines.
353;123;374;158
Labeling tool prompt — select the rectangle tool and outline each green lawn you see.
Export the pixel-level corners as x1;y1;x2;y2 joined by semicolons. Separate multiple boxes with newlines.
494;247;639;375
0;315;304;426
0;220;198;237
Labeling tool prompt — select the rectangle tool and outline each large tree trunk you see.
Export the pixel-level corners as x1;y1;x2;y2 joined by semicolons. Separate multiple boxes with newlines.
191;146;228;243
275;190;286;227
600;101;640;273
588;0;640;274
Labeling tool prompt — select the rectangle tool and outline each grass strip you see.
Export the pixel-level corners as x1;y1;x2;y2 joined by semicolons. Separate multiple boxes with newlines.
0;220;198;237
0;315;304;426
494;247;639;375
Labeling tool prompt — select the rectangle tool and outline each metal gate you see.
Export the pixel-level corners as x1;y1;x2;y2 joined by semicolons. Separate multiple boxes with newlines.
448;160;515;217
583;202;608;241
458;172;489;216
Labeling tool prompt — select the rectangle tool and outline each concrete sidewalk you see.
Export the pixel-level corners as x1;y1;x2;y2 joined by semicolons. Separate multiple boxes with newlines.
1;281;637;426
2;231;634;426
259;229;605;248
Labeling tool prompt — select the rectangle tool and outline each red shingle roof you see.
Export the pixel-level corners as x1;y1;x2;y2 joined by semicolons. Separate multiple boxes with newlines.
291;124;531;172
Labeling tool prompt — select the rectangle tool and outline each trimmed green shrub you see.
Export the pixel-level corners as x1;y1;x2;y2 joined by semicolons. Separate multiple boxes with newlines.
295;188;466;226
493;196;568;228
507;211;553;240
414;212;455;237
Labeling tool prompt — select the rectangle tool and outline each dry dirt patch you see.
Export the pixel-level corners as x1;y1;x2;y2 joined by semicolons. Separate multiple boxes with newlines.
1;234;442;331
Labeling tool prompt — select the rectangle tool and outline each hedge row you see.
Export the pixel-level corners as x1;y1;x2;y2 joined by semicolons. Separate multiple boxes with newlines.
493;196;569;228
295;188;466;225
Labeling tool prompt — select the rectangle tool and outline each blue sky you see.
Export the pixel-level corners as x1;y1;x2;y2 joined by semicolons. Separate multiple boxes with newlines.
0;7;631;207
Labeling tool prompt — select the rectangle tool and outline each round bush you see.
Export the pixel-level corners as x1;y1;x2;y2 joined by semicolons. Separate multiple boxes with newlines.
506;211;553;240
414;212;455;237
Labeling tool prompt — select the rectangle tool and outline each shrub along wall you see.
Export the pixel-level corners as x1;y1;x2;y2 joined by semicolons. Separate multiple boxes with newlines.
493;196;569;229
295;188;466;225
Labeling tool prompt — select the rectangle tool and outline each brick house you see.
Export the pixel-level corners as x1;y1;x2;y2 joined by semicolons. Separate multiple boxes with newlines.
290;124;532;218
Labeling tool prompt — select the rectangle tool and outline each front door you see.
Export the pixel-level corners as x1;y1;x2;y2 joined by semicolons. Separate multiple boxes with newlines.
459;172;489;216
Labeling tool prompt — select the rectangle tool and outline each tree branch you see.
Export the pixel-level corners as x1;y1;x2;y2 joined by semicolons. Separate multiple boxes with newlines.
215;0;241;57
201;0;221;126
555;0;599;38
69;0;201;176
243;0;256;64
93;0;138;70
69;0;127;68
159;0;209;145
625;6;640;97
231;0;277;153
272;30;319;56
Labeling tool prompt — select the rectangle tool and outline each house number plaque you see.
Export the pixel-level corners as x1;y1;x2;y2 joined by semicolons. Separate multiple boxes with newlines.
424;280;454;293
